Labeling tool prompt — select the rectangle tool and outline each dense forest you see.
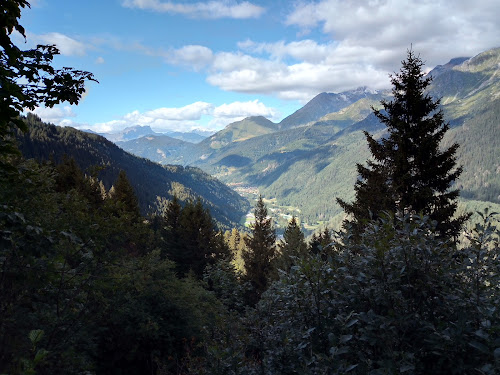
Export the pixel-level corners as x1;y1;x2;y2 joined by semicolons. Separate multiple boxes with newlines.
1;1;500;374
16;114;249;230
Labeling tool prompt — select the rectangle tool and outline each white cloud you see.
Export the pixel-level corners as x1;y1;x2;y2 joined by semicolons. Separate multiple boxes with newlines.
214;100;280;119
238;39;333;63
205;44;391;101
91;120;127;134
30;106;77;125
126;102;214;123
154;1;499;101
33;32;88;56
82;100;278;133
95;56;105;64
121;0;265;19
285;0;500;69
164;45;214;70
208;100;281;128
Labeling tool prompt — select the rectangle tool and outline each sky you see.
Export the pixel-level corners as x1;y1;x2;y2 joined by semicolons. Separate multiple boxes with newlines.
17;0;500;134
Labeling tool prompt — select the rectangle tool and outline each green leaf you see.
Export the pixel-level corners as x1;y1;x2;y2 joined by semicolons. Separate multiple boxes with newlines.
475;329;489;340
340;334;353;344
469;340;489;354
34;348;49;364
346;364;358;372
346;318;359;328
494;348;500;358
400;363;415;372
28;329;44;345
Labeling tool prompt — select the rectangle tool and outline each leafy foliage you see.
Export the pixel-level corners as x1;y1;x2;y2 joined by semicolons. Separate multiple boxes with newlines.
0;0;96;165
0;157;224;374
194;212;500;374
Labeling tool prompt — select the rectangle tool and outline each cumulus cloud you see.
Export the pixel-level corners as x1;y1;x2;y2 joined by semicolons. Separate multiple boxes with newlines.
152;1;498;101
125;102;214;123
33;32;88;56
204;43;391;101
285;0;500;69
164;45;214;70
238;39;333;63
214;100;279;119
207;100;281;128
82;100;278;133
30;106;77;125
121;0;265;19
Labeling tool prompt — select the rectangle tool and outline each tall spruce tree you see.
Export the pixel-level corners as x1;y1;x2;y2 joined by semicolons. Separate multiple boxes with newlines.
309;227;333;256
109;170;141;220
154;195;183;261
243;195;276;303
338;50;468;239
177;199;230;278
276;216;307;271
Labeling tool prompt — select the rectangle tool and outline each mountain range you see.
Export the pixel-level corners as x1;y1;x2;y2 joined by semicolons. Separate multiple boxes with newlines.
17;115;249;229
101;125;212;144
117;47;500;228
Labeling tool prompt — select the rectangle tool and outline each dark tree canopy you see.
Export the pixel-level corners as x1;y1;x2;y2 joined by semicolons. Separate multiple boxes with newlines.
309;227;333;256
338;50;468;240
109;170;141;220
276;216;307;271
153;197;230;278
242;195;276;303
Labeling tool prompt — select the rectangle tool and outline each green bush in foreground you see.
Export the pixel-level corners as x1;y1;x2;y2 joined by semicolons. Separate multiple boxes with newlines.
194;211;499;374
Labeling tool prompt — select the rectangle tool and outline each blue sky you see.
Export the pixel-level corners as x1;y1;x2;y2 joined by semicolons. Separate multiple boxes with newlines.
17;0;500;133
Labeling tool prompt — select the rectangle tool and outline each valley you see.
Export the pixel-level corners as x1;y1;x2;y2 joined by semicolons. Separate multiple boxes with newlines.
115;47;500;233
4;2;500;374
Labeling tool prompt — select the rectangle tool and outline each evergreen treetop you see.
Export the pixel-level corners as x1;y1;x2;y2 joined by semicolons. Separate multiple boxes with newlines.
109;170;141;220
277;216;307;271
243;195;277;303
338;49;468;240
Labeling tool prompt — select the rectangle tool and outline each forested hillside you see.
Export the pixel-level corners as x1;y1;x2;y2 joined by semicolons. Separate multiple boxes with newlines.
117;134;195;165
118;48;500;228
17;114;249;229
2;2;500;373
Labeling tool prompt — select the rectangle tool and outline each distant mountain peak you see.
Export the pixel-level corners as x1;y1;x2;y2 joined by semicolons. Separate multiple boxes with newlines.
279;87;381;130
241;115;276;128
122;125;154;134
101;125;157;142
429;56;470;78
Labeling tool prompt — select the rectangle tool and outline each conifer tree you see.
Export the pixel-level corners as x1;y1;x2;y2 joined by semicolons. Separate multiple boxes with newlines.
226;228;241;253
338;50;468;239
308;227;333;256
175;199;230;278
243;195;276;303
54;156;103;207
165;195;182;232
276;216;307;271
153;195;183;261
109;170;141;220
